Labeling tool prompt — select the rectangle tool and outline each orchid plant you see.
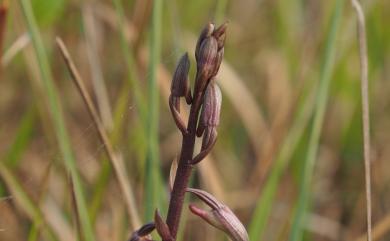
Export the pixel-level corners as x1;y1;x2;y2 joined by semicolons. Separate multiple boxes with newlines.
129;22;248;241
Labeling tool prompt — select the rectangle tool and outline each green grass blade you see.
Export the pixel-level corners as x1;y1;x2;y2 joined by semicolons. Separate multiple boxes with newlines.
18;1;95;240
145;0;163;220
288;1;344;240
0;162;57;241
5;108;35;167
248;86;316;241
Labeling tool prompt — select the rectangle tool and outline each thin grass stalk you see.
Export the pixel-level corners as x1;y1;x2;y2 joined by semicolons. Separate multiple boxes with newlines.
351;1;372;241
1;33;30;67
56;38;142;229
145;0;163;220
288;1;344;240
18;1;95;241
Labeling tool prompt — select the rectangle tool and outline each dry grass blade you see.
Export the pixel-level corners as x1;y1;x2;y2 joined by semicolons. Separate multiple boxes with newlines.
56;37;141;229
1;33;30;67
355;214;390;241
351;1;372;241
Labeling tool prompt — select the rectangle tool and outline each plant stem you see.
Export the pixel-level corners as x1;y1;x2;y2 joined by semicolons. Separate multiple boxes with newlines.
351;1;371;241
166;91;204;239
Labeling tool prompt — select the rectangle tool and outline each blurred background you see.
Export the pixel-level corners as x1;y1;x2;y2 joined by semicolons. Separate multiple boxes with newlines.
0;0;389;241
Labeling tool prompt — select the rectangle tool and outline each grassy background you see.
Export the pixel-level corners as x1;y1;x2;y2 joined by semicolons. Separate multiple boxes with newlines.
0;0;389;241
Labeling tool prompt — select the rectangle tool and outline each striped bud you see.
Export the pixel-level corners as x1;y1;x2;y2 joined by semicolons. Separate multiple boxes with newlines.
194;22;227;94
197;81;222;137
196;37;218;91
195;23;215;62
171;53;191;105
187;188;249;241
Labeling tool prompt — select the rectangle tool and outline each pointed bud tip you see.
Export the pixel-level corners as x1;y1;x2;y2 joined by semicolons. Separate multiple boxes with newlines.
213;22;228;38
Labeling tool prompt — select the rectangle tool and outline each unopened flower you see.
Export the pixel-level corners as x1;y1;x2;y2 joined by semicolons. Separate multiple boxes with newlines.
197;80;222;150
196;36;218;91
194;22;227;94
187;188;249;241
171;53;192;109
195;23;215;62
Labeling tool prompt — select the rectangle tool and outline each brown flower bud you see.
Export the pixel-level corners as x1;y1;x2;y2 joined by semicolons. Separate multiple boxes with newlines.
128;222;155;241
195;37;218;92
197;81;222;137
195;23;215;62
187;188;249;241
171;53;191;105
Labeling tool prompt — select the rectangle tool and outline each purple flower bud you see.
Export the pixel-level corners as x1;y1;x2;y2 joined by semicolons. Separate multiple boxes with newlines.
187;188;249;241
195;23;215;62
194;22;227;95
171;53;191;104
197;81;222;137
196;37;218;91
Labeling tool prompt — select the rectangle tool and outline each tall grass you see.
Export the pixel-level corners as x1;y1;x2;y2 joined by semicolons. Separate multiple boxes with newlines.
145;0;163;221
18;0;95;240
289;1;344;240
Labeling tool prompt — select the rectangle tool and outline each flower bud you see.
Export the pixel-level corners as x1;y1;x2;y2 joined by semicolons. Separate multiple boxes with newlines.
196;37;218;91
197;81;222;137
171;53;191;104
187;188;249;241
195;23;215;62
